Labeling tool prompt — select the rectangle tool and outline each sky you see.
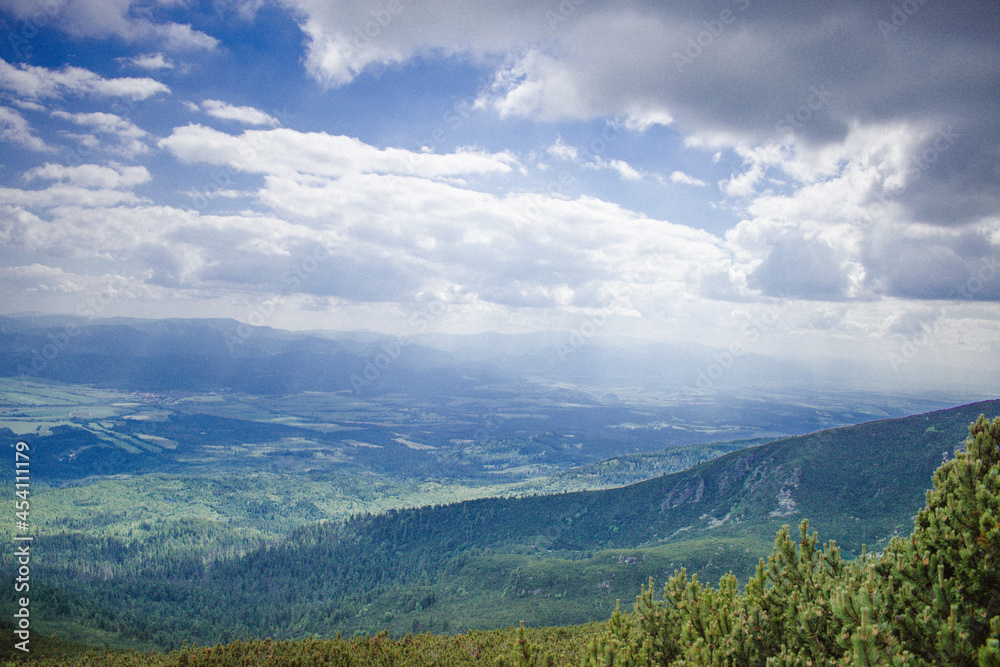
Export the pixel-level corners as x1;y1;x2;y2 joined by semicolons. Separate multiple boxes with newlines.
0;0;998;389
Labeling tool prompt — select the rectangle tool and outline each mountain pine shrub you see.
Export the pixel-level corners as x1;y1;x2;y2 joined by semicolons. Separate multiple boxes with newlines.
520;414;1000;666
871;413;1000;665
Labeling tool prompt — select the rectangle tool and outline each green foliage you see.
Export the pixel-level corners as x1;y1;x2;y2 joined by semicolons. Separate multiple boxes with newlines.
871;413;1000;665
0;624;599;666
526;440;766;494
516;414;1000;666
578;523;850;666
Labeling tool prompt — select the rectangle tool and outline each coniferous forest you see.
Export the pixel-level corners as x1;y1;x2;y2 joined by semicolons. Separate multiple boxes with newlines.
3;413;998;665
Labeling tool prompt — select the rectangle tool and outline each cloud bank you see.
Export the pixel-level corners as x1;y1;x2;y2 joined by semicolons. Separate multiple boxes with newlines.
0;1;998;378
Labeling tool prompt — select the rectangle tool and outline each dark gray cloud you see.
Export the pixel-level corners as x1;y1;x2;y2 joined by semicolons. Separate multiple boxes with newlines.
473;1;1000;225
647;1;999;138
896;119;1000;225
863;228;1000;301
749;235;851;300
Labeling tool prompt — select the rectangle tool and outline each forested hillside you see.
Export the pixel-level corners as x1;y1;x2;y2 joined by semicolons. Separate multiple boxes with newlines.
3;400;996;652
4;411;999;665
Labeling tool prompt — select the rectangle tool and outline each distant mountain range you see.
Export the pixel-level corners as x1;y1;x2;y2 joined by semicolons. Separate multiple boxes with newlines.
3;315;993;401
0;316;411;394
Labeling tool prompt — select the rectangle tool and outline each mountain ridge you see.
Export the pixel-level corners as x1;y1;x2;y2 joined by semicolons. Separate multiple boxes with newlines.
3;315;994;400
308;397;1000;558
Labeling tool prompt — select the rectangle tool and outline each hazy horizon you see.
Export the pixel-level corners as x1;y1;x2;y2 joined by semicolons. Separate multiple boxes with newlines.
3;312;996;404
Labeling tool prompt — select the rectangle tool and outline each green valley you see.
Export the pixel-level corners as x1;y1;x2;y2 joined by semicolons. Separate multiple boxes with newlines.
3;391;996;654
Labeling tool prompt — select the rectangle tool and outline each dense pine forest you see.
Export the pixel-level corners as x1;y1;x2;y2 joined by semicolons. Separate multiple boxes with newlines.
4;413;1000;665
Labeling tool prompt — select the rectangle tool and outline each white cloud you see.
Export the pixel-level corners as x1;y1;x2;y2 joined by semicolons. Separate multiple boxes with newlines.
289;0;552;88
284;4;677;127
10;99;46;112
0;262;155;319
51;110;144;136
696;120;1000;304
230;0;264;21
748;234;854;300
149;119;981;319
0;205;46;246
0;184;146;209
0;263;83;293
670;171;707;187
0;106;52;151
473;12;680;124
279;1;1000;232
546;138;578;161
199;100;281;126
24;163;151;189
0;58;170;100
4;115;728;312
126;53;175;70
861;223;1000;301
579;155;646;181
0;0;217;50
251;171;724;307
618;108;673;132
158;124;519;180
720;163;764;198
51;110;152;156
2;161;152;215
297;14;403;88
480;49;594;122
606;159;642;181
261;2;1000;323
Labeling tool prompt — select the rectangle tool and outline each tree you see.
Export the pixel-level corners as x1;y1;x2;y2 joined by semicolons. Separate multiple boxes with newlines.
522;414;1000;666
871;414;1000;664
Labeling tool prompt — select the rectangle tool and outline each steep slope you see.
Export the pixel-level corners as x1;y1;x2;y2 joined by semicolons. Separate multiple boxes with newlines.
278;398;1000;559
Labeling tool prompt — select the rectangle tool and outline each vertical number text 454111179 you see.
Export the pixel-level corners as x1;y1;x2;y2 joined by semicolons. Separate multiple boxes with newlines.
14;441;32;654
